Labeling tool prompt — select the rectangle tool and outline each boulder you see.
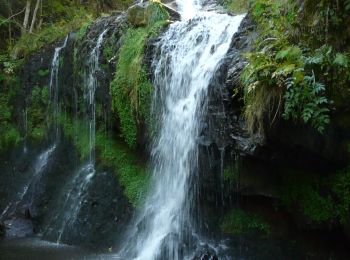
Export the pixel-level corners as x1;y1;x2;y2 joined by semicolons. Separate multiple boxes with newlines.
127;4;148;26
127;1;180;27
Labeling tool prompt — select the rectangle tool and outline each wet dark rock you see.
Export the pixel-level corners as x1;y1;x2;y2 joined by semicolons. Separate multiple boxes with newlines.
196;14;260;208
201;14;259;156
191;244;219;260
4;217;34;238
24;209;31;219
127;3;149;27
3;13;135;249
42;167;132;249
0;222;5;237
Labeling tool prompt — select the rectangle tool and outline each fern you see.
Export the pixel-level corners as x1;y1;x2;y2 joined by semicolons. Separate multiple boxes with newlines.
283;72;330;133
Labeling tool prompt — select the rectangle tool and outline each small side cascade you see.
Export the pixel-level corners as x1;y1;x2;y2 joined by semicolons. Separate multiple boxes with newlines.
43;29;108;244
86;29;108;166
0;36;69;223
0;145;56;222
49;35;69;141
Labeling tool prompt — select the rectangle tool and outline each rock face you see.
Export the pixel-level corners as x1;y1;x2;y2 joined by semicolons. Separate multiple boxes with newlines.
0;222;5;237
0;13;133;248
193;14;261;210
2;0;348;251
127;3;149;27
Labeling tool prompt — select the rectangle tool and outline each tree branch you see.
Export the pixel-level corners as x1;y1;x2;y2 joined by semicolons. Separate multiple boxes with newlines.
0;7;26;26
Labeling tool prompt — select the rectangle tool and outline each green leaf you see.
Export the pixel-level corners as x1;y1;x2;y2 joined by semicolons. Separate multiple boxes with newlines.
333;53;349;67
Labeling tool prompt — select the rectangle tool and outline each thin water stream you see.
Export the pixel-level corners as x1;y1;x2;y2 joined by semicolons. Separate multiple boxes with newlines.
44;29;108;244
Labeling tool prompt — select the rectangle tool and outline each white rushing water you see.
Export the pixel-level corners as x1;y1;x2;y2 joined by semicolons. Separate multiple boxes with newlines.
120;1;244;259
49;36;68;139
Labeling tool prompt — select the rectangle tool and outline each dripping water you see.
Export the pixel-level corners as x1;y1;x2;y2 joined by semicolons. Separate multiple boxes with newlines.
49;36;68;140
44;29;108;244
86;29;108;165
0;36;69;222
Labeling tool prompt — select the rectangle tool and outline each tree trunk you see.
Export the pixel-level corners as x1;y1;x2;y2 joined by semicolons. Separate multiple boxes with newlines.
29;0;40;33
7;0;13;48
37;0;42;30
22;0;31;34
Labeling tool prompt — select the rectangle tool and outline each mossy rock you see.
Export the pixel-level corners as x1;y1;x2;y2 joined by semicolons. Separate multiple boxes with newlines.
127;4;148;27
221;209;270;236
127;1;173;27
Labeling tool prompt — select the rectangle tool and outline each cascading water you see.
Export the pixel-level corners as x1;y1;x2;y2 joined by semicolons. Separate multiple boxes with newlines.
49;36;68;140
0;36;68;222
120;1;244;259
0;145;56;221
44;29;108;243
86;29;108;165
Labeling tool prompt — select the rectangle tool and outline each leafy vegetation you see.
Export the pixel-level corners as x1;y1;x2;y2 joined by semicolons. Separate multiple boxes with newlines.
26;85;49;140
110;1;169;147
241;0;350;134
279;168;350;225
0;55;22;152
221;209;270;235
12;11;93;58
0;0;133;55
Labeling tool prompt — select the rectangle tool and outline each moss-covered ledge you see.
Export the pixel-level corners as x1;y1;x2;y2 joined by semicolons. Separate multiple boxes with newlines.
110;0;170;148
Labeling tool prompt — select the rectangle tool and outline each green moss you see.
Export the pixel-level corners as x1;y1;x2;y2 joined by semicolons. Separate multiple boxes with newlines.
222;0;249;13
221;209;270;235
103;43;114;62
0;94;20;151
59;113;149;207
58;113;90;159
278;167;350;226
110;1;169;148
27;86;49;140
0;64;21;152
96;132;149;207
75;20;92;41
331;168;350;224
38;69;50;77
224;162;239;181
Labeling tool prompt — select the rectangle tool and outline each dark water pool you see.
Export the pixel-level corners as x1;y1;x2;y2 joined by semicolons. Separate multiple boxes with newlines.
1;235;349;259
0;238;117;260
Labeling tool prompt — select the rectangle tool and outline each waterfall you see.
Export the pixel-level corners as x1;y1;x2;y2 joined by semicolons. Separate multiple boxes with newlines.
86;29;108;165
44;29;108;244
0;36;68;222
49;36;68;140
0;145;56;222
120;1;244;259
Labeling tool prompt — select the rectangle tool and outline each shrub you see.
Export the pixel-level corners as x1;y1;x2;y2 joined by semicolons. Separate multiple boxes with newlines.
241;0;350;134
